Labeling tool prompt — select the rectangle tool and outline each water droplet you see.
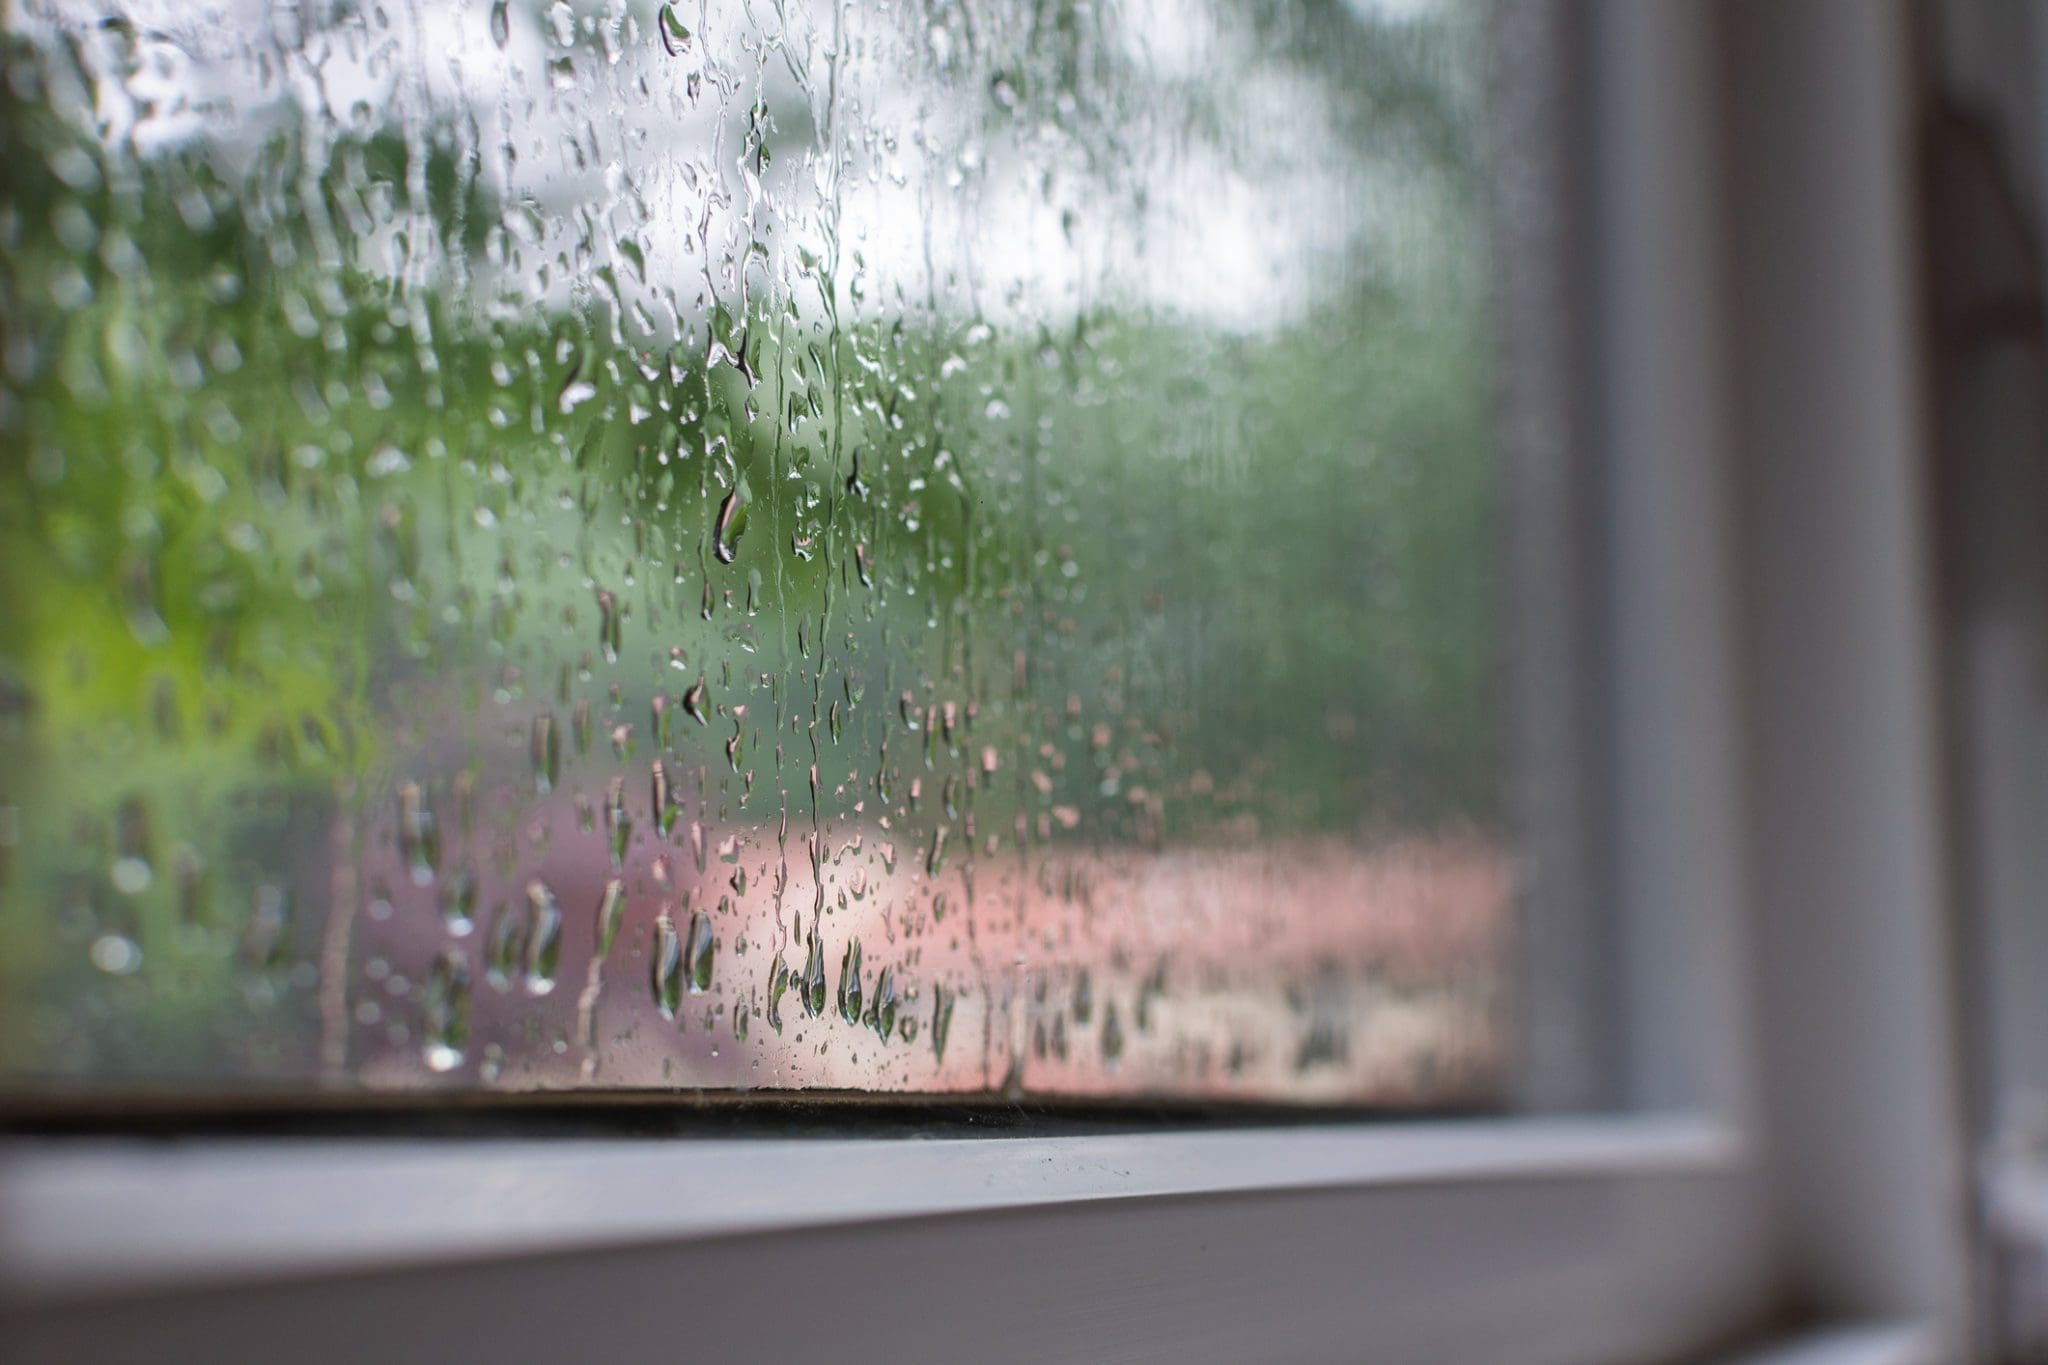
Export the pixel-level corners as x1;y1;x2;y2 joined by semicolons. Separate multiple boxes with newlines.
441;867;478;936
652;913;683;1019
557;351;597;413
89;933;142;975
424;951;472;1071
837;937;864;1024
652;758;677;835
932;985;955;1063
241;885;289;968
767;957;790;1033
397;783;439;885
713;487;746;564
801;928;828;1017
524;882;562;995
866;966;897;1042
594;878;625;958
657;2;692;55
531;711;560;793
605;777;631;869
595;589;622;664
545;0;575;47
724;715;745;773
1102;1002;1125;1068
109;857;152;897
486;904;524;990
684;910;714;993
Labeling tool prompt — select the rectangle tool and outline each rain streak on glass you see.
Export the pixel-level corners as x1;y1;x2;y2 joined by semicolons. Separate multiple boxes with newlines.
0;0;1507;1104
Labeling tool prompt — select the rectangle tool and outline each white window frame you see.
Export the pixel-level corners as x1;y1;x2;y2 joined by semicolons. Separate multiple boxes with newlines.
0;4;1977;1360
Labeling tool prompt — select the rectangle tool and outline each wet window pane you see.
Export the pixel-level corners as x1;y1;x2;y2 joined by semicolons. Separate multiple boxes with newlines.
0;0;1505;1104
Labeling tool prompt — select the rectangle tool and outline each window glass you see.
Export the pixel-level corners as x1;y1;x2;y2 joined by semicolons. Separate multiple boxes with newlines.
0;0;1504;1103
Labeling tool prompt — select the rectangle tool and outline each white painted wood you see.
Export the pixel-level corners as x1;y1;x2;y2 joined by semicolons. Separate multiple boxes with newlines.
0;1118;1740;1303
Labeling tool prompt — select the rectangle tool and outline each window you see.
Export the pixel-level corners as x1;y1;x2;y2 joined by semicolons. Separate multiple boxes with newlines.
0;0;1508;1106
0;4;1992;1362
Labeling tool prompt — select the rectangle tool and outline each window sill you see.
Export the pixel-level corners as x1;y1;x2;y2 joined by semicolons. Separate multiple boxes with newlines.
0;1113;1737;1304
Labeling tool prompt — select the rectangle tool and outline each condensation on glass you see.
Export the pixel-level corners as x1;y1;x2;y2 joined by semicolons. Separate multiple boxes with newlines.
0;0;1505;1104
